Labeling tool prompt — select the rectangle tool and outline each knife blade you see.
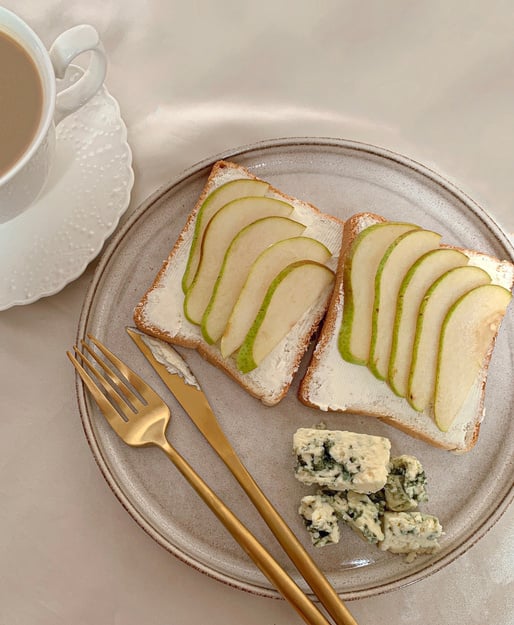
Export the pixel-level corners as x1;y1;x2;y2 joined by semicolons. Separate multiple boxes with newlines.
126;327;236;459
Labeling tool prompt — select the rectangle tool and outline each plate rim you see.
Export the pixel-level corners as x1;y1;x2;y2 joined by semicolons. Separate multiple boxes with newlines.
75;136;514;600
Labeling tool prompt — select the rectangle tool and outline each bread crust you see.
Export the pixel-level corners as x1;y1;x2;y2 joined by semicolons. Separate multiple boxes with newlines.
299;212;513;452
134;160;343;405
134;162;256;333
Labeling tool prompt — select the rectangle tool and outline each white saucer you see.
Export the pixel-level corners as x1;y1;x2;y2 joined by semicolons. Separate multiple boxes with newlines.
0;65;134;311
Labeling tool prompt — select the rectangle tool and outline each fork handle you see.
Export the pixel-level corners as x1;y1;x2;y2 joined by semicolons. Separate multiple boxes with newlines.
157;440;332;625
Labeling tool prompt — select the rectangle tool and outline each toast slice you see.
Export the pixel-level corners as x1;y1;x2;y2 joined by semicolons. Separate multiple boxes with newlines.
299;212;514;451
134;161;343;405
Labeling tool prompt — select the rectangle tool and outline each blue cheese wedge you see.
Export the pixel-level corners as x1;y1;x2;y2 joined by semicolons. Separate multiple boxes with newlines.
298;494;340;547
379;511;442;560
329;491;384;544
293;428;391;494
384;455;428;512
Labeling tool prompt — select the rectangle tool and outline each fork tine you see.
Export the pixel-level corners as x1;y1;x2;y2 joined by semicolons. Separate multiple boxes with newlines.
80;339;143;409
87;334;161;403
73;345;133;416
67;350;128;429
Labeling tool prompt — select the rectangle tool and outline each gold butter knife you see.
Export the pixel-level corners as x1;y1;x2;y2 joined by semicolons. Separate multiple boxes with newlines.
127;327;358;625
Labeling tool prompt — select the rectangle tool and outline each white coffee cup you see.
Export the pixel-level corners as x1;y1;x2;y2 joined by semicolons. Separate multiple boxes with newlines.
0;8;107;224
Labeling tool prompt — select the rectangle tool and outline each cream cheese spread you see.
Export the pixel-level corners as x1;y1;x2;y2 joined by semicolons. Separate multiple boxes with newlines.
139;166;343;404
301;215;514;450
137;331;200;390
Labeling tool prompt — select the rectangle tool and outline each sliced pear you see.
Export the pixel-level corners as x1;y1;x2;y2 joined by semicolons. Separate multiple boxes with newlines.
236;261;335;373
407;265;491;412
184;196;293;324
221;237;332;357
369;229;441;380
182;178;269;292
201;216;306;344
338;222;418;365
388;248;469;397
434;284;512;431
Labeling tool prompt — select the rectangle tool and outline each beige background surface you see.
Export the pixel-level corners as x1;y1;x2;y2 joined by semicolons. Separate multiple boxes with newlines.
0;1;513;624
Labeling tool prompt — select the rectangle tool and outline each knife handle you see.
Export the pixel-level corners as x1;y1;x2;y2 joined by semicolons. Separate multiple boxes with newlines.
126;327;357;624
158;439;333;625
219;447;358;625
168;389;358;625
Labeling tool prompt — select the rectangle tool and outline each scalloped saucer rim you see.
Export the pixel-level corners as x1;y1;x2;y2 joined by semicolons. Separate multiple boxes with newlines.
0;65;134;311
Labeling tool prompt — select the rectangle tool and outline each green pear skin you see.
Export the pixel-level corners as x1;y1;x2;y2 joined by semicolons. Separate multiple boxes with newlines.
237;261;334;373
407;265;491;412
434;284;511;432
338;222;417;365
182;178;269;293
221;237;331;358
201;216;305;344
184;196;293;324
388;248;468;397
369;229;441;381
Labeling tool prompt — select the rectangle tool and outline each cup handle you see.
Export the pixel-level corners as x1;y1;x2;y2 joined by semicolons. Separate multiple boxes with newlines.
49;24;107;126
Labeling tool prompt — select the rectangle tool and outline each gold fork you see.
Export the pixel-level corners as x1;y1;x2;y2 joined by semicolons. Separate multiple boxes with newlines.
68;336;336;625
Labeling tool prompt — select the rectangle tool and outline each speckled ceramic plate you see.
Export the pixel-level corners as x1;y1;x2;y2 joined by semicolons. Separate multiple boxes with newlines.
75;137;514;600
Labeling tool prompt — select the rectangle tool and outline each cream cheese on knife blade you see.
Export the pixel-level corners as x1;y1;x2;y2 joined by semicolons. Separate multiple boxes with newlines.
133;329;201;390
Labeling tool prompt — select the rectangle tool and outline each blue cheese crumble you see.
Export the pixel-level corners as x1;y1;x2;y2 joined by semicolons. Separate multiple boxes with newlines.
329;491;384;544
298;494;340;547
294;430;443;560
384;455;428;511
293;428;391;494
379;511;443;560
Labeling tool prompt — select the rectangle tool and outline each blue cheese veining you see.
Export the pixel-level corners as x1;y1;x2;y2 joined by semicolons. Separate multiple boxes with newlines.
329;491;385;544
294;428;443;559
298;494;340;547
383;455;428;511
379;511;443;560
293;428;391;494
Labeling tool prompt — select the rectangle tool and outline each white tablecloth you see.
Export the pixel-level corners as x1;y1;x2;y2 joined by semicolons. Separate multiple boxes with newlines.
1;2;513;624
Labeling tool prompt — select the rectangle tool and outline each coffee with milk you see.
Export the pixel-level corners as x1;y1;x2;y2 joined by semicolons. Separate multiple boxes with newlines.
0;30;43;176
